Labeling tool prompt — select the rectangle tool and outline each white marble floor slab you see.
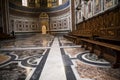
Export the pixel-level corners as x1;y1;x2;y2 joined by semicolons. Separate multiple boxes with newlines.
39;38;67;80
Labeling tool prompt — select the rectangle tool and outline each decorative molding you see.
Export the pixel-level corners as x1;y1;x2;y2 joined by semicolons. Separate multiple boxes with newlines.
50;12;70;31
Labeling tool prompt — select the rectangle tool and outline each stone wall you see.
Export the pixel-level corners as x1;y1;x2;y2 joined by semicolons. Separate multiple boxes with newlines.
9;11;71;34
49;12;70;33
10;15;40;33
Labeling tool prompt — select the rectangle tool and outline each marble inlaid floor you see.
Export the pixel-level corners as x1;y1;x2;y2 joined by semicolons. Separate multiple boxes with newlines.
0;33;120;80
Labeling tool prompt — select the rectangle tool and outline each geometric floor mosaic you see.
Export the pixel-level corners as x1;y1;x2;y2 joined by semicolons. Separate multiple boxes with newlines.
0;34;120;80
77;52;111;67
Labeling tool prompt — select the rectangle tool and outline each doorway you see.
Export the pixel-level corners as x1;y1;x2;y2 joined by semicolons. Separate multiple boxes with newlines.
39;12;49;34
42;25;47;34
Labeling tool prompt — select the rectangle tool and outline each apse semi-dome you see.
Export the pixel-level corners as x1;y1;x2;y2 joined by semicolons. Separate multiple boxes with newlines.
9;0;70;12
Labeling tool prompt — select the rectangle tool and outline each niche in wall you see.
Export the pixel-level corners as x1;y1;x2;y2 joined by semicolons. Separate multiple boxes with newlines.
39;12;49;33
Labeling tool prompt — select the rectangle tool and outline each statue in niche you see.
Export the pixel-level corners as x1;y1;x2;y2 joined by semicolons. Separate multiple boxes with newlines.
105;0;113;8
94;0;101;13
42;25;47;34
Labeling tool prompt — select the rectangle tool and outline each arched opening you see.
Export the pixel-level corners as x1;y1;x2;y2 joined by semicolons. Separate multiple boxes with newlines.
39;12;49;34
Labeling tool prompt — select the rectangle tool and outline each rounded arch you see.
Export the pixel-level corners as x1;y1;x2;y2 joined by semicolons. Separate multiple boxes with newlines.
39;12;49;33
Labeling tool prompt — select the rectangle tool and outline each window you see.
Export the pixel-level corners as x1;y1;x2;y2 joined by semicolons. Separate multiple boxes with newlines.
59;0;62;5
22;0;28;6
47;0;63;7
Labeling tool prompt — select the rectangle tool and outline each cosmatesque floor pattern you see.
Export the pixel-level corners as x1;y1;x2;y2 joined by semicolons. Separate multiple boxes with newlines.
0;33;120;80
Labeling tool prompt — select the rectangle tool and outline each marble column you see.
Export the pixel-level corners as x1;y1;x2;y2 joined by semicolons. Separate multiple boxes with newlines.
70;0;76;31
0;0;2;33
1;0;10;34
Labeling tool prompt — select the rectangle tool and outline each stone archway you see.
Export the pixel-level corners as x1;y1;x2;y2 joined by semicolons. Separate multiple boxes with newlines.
39;12;49;34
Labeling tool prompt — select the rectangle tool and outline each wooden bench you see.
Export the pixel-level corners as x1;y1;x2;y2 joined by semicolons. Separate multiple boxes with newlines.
63;35;78;44
81;38;120;68
72;34;94;44
95;37;120;46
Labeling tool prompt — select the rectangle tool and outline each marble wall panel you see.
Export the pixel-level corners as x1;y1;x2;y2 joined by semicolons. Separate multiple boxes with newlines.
50;12;70;31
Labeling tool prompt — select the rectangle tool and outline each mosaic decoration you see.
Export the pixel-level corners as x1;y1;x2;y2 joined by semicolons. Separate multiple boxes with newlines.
0;49;46;80
77;53;110;67
0;51;17;67
50;18;69;31
59;36;120;80
64;47;84;57
0;54;10;65
76;60;120;80
13;49;44;59
0;34;54;80
0;63;28;80
10;16;40;33
0;34;120;80
50;12;70;31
